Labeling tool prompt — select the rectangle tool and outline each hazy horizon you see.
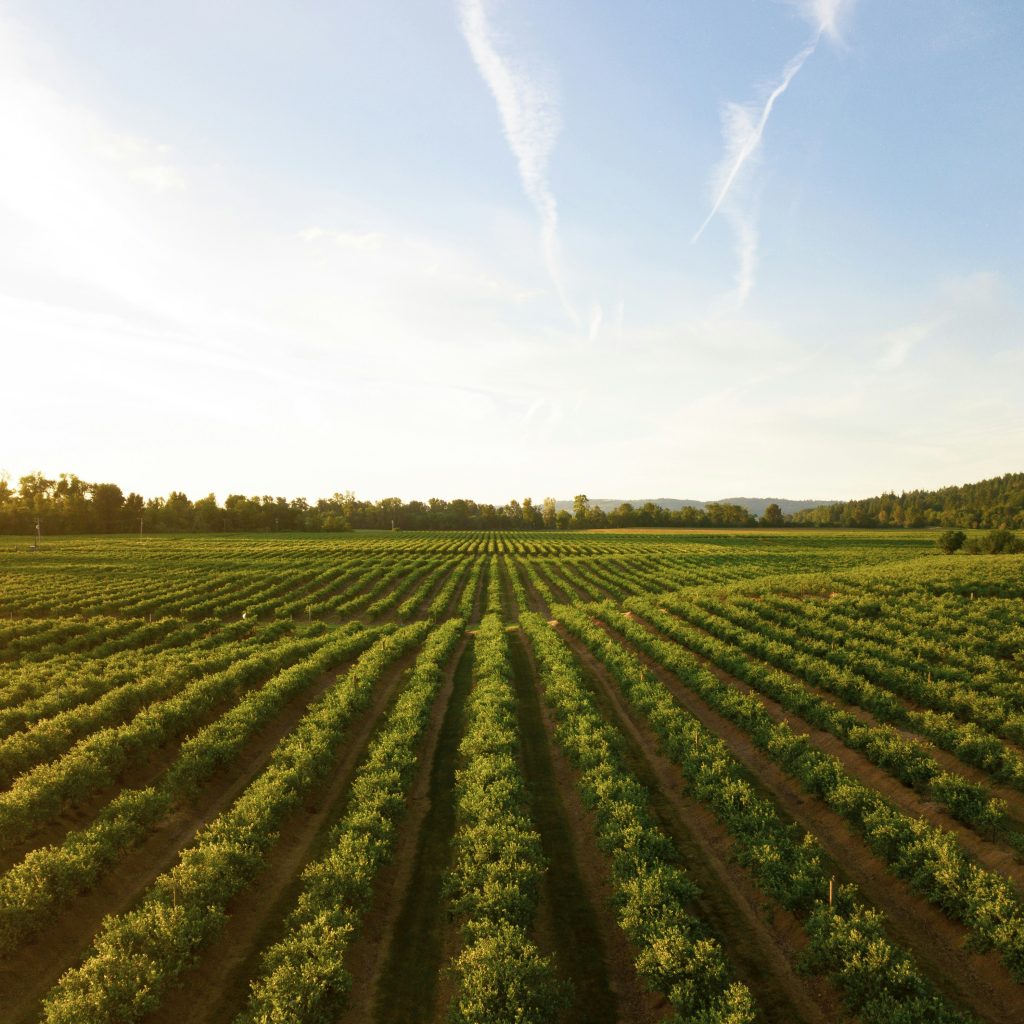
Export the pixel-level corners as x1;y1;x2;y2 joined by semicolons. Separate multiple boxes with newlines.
2;1;1021;504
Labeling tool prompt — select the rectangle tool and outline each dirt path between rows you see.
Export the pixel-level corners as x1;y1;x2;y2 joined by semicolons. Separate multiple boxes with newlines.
620;613;1024;889
554;626;843;1024
514;560;550;616
144;645;424;1024
0;645;382;1024
568;621;1022;1023
364;641;475;1024
0;646;317;874
512;627;662;1024
337;635;468;1023
690;603;1024;767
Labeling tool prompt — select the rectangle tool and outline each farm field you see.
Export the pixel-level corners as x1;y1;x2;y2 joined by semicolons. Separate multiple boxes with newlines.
0;530;1021;1024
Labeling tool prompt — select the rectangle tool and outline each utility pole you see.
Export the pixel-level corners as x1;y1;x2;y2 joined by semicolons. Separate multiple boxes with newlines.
139;512;144;537
33;518;41;550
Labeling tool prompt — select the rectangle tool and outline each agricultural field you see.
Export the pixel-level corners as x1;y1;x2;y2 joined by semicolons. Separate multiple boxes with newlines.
0;530;1021;1024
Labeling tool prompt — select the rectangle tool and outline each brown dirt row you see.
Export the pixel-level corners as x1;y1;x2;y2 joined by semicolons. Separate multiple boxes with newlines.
337;635;469;1024
532;563;575;606
511;628;663;1024
547;564;600;604
515;561;550;617
691;603;1024;766
563;622;1022;1023
146;643;425;1024
618;615;1024;889
553;626;844;1024
0;647;320;874
653;608;1024;827
364;642;476;1024
0;643;397;1024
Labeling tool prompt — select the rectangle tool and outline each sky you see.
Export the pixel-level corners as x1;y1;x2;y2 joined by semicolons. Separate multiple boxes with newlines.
1;0;1022;505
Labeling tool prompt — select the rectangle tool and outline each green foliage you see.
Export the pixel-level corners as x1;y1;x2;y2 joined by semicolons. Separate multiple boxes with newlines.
41;623;430;1024
445;615;566;1024
520;613;755;1023
964;529;1023;554
554;604;982;1019
937;529;966;553
237;619;464;1024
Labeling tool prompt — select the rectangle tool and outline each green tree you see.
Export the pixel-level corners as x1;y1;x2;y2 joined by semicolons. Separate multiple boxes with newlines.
91;483;125;533
760;503;785;527
936;529;966;554
572;494;590;526
192;494;221;532
542;497;557;529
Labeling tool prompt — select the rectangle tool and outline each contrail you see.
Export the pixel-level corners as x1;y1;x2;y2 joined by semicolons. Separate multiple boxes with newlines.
692;41;815;244
692;0;855;300
725;202;758;307
457;0;578;324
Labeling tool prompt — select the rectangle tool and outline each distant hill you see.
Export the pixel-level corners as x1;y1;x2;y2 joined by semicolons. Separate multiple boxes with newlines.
555;497;834;517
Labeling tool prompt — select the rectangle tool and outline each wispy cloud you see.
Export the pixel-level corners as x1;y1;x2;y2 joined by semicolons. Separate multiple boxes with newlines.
876;321;935;370
693;0;855;304
724;201;759;308
457;0;578;324
796;0;855;44
692;43;815;245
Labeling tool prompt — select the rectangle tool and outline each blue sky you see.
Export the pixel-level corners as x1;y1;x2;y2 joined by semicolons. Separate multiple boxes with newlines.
1;1;1021;503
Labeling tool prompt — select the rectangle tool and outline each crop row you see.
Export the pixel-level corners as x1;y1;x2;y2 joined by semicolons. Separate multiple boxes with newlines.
40;621;430;1024
620;599;1009;839
653;595;1024;792
551;606;975;1022
445;614;563;1024
0;624;385;953
691;594;1024;743
520;612;757;1023
571;603;1024;982
0;633;326;851
0;618;241;734
237;617;464;1023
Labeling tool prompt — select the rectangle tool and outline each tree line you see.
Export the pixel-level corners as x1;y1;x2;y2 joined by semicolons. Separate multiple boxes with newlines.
789;472;1024;529
0;474;769;534
2;470;1019;534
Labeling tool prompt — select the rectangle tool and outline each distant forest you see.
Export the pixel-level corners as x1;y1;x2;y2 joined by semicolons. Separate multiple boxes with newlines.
0;471;1020;534
789;473;1024;529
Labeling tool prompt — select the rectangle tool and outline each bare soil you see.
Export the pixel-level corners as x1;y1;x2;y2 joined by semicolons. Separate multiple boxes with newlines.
144;646;425;1024
513;627;665;1024
338;635;469;1024
651;609;1024;844
555;626;845;1024
570;620;1023;1023
0;649;387;1024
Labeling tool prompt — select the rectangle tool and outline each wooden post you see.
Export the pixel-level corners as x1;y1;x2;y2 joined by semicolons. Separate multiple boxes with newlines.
829;875;834;907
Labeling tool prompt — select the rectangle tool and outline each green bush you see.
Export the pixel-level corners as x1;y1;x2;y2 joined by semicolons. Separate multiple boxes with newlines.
937;529;966;554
